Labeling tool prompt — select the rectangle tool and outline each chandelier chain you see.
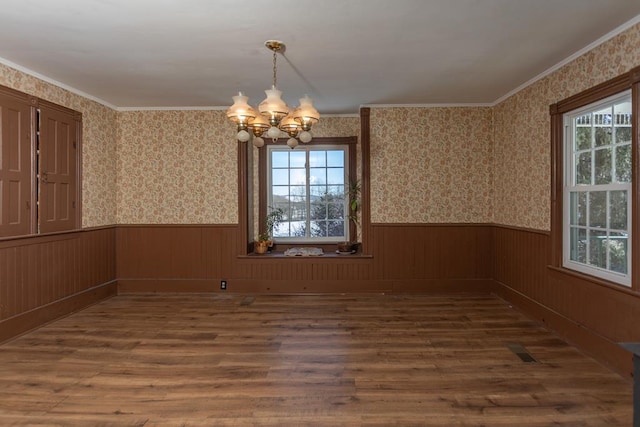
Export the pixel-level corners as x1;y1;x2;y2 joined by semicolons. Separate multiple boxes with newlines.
272;49;277;88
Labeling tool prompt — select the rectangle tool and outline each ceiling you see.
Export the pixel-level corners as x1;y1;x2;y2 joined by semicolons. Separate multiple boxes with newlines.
0;0;639;114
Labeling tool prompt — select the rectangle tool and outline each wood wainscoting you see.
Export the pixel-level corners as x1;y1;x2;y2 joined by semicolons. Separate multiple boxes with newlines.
493;225;640;377
0;227;117;342
115;223;496;294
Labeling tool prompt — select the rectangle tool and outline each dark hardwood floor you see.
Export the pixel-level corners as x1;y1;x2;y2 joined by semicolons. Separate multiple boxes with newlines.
0;293;632;425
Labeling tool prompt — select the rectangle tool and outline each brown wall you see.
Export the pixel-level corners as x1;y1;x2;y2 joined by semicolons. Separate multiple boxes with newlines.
494;226;640;376
115;224;495;294
0;228;117;342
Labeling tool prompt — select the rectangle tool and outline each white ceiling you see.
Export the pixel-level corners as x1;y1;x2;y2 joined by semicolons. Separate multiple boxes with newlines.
0;0;639;114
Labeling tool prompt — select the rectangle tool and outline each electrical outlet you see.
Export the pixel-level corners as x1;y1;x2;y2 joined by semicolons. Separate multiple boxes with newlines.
220;280;227;290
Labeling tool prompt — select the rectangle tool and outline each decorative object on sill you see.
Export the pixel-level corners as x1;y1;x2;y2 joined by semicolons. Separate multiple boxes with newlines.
337;242;355;253
255;207;284;254
226;40;320;149
336;248;356;255
336;180;361;254
284;247;324;257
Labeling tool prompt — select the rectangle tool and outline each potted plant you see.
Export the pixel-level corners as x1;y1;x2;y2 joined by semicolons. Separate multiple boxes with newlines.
337;180;360;253
255;207;284;254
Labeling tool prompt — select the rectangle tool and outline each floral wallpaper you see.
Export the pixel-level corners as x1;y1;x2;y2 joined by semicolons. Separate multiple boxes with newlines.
0;63;118;228
117;110;238;224
2;21;638;230
493;22;640;231
370;107;494;223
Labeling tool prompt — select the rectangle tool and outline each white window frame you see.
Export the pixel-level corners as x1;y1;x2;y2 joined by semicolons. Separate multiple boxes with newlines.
562;91;632;286
266;144;350;243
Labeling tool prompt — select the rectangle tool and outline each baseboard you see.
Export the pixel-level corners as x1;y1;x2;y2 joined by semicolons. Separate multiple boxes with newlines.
0;281;117;344
391;278;497;293
117;278;495;294
494;281;633;378
117;279;392;294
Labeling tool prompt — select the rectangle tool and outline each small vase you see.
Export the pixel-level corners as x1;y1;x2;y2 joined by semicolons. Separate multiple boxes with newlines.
255;241;269;254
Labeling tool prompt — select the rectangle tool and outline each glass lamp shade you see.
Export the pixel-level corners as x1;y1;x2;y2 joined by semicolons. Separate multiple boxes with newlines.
266;126;281;141
287;137;299;149
226;92;256;125
293;95;319;131
237;129;251;142
299;130;312;143
253;137;265;148
258;86;289;125
249;114;270;137
279;113;300;137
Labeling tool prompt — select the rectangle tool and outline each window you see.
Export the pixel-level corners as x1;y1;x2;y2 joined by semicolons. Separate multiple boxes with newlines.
268;145;349;242
551;68;640;290
0;85;81;238
563;92;632;286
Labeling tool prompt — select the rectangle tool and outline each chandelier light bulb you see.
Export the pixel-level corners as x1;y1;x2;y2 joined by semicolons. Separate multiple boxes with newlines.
267;125;281;141
287;137;299;149
299;130;312;143
237;129;250;142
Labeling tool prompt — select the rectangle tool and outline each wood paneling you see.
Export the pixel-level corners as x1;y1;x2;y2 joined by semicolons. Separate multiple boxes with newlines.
0;227;116;341
494;225;640;377
115;223;495;294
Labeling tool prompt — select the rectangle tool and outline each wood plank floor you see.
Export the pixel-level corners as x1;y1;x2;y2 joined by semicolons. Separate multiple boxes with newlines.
0;293;632;426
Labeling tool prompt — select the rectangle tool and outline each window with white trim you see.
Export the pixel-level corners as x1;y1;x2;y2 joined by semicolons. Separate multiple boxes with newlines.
267;144;349;242
563;91;632;286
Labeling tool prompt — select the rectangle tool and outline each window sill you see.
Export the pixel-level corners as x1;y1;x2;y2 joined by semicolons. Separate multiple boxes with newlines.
547;265;637;295
238;251;373;259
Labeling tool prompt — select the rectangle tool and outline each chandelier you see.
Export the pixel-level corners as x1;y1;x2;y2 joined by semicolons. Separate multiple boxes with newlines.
226;40;320;149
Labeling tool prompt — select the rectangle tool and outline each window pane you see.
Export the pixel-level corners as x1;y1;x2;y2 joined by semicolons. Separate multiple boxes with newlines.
615;145;631;183
609;232;628;274
272;186;288;197
327;202;344;220
594;148;611;185
575;152;591;185
290;186;305;201
310;185;326;198
290;221;306;237
569;191;586;226
310;168;326;185
309;151;326;167
272;169;289;186
328;185;345;197
290;151;306;168
589;230;607;269
570;227;587;264
310;201;327;220
575;126;592;150
327;220;345;237
327;167;345;185
588;191;606;228
594;126;612;147
609;190;627;231
290;202;307;221
327;150;344;167
272;151;289;168
615;127;631;144
290;169;305;185
311;221;327;237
